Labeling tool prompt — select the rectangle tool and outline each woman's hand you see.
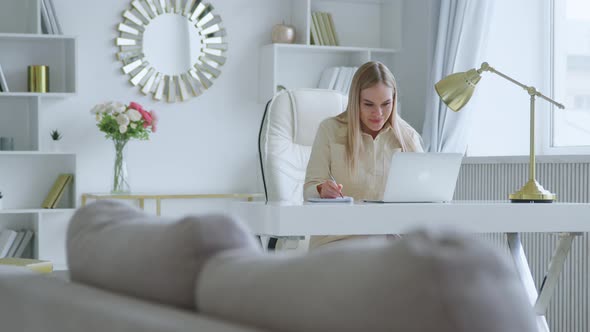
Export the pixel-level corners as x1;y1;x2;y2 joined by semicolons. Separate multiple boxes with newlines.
317;180;344;198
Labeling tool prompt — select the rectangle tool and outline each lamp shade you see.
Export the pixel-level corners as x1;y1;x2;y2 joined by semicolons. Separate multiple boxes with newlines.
434;69;482;112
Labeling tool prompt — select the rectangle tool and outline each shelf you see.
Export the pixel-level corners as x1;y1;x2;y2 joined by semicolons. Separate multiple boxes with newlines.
0;92;76;98
260;0;402;102
0;35;77;93
0;208;76;215
0;151;75;156
267;43;399;54
315;0;395;3
0;33;76;41
0;0;77;268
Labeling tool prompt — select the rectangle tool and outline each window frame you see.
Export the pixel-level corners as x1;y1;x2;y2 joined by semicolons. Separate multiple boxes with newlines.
542;0;590;155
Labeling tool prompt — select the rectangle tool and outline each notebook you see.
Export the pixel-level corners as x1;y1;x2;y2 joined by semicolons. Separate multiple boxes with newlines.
308;196;354;203
365;152;464;203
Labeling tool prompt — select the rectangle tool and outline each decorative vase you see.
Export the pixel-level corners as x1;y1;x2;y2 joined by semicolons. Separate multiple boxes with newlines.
112;139;130;194
49;140;59;152
271;23;296;44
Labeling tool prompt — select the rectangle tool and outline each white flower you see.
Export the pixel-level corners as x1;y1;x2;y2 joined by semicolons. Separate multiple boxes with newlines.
130;123;137;129
116;114;130;126
126;109;142;122
90;104;104;114
103;101;124;115
119;125;128;134
113;102;126;113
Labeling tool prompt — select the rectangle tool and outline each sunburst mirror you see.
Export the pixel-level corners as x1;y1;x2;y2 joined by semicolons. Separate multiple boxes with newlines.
115;0;227;102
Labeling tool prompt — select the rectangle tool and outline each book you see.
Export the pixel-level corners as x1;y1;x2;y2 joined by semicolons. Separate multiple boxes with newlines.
320;12;336;46
315;12;331;46
327;13;339;46
0;258;53;274
43;0;59;35
333;67;355;96
46;0;63;34
41;174;73;209
333;66;350;94
318;66;341;89
14;230;34;258
40;0;53;34
311;12;324;45
51;174;73;208
6;231;25;258
343;67;357;96
310;14;321;45
0;64;9;92
0;230;18;258
307;196;354;203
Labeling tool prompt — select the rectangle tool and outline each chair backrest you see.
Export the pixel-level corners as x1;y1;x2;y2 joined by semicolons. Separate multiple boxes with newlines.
259;89;348;202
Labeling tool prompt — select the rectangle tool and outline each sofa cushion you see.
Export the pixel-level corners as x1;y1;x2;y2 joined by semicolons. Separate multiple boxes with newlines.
196;229;537;332
67;200;260;310
0;266;265;332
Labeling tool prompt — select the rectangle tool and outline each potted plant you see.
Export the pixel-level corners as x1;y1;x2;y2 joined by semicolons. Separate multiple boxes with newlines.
50;129;62;152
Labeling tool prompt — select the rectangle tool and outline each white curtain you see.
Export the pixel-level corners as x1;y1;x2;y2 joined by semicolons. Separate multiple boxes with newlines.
422;0;493;153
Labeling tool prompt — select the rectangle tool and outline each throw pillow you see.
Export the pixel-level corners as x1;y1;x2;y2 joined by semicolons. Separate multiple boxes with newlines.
67;200;260;310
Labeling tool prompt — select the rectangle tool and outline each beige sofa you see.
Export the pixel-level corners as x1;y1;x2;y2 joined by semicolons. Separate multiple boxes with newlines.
0;201;539;332
0;266;263;332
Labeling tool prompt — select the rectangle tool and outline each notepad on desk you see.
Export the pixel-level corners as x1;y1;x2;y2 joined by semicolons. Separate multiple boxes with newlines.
307;196;354;203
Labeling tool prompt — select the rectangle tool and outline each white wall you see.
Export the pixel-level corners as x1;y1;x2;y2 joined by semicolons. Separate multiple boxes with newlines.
36;0;440;210
466;0;549;156
41;0;295;208
38;1;555;202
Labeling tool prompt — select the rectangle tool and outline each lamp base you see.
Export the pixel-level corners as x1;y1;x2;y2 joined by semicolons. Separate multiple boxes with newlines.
509;179;556;203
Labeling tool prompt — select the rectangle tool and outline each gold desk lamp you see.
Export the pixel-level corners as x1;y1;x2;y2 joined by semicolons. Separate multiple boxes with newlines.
435;62;565;203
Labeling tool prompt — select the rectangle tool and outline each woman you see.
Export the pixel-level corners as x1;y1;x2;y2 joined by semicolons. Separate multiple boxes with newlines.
304;61;423;249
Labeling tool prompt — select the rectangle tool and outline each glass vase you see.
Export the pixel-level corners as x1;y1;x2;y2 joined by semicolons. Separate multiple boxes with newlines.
112;139;130;194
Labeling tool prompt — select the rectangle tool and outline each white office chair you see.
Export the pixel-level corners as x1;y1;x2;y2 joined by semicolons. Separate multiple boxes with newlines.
258;89;347;250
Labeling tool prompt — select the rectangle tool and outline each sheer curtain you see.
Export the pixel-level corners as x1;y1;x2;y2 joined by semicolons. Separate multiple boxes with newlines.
421;0;493;153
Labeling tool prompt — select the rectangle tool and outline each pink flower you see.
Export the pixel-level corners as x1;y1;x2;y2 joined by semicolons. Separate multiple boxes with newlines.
139;109;152;125
128;102;143;112
150;110;158;133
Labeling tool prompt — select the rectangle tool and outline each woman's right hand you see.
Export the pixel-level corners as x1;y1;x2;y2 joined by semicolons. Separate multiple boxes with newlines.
317;180;344;198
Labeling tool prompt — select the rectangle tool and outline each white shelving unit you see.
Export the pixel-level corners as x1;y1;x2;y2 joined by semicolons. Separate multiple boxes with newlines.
259;0;403;102
0;0;77;268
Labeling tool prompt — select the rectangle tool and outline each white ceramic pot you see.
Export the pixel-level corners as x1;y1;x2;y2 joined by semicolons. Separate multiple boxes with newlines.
272;24;296;44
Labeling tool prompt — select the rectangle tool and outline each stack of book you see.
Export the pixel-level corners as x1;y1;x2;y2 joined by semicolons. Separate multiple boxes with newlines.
317;66;358;96
0;64;9;92
41;174;73;209
0;229;34;259
0;258;53;274
40;0;63;35
310;11;339;46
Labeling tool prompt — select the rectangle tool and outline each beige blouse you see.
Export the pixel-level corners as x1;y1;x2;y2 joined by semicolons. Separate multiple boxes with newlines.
303;116;423;249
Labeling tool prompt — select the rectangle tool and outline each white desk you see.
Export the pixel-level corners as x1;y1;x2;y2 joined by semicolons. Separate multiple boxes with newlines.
232;201;590;332
233;201;590;235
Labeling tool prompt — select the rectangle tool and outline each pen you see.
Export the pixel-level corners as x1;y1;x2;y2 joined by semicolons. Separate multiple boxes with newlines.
328;172;344;198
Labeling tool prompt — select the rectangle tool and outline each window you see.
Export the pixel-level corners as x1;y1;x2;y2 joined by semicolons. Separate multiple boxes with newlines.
551;0;590;148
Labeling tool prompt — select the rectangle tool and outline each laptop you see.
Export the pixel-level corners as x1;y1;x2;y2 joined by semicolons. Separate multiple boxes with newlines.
365;152;464;203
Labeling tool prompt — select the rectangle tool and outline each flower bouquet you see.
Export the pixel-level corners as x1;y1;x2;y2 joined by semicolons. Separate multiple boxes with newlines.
91;101;157;193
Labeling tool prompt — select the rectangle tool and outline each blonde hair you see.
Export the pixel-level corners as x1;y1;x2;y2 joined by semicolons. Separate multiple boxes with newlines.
337;61;420;174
